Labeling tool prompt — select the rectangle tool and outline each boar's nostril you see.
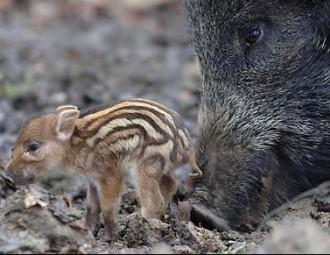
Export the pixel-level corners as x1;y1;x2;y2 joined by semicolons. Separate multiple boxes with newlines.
196;152;207;171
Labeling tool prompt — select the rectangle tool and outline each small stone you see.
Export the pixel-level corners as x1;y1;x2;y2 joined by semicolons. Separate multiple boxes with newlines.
151;243;172;254
24;185;49;209
173;245;194;254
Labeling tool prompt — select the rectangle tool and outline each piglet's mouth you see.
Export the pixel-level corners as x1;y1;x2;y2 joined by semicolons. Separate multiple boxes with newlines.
0;171;17;190
0;171;15;184
1;170;36;186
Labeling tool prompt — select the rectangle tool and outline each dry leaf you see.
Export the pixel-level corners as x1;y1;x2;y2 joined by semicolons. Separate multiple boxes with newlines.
24;185;49;209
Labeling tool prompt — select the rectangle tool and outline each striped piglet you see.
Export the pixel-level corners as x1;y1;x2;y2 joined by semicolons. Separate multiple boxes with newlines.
4;98;202;240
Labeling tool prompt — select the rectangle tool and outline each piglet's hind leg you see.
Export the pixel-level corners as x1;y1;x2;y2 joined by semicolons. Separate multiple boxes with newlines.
85;179;101;235
99;175;123;241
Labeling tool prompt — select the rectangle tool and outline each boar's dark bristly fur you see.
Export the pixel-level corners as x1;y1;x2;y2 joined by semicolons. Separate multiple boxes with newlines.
186;0;330;230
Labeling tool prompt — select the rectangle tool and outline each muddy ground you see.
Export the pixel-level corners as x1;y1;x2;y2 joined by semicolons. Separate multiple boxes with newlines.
0;1;329;254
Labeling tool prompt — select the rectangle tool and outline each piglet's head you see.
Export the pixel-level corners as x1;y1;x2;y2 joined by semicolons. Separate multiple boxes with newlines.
3;105;80;185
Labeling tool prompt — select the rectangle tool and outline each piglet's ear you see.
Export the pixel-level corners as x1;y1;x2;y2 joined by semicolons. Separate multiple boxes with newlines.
55;109;80;142
56;105;78;113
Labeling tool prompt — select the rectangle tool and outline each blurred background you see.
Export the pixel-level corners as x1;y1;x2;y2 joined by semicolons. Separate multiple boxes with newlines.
0;0;201;160
1;2;330;254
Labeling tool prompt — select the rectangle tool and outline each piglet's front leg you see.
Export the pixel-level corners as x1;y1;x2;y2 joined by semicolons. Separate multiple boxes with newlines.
136;163;165;219
99;175;123;241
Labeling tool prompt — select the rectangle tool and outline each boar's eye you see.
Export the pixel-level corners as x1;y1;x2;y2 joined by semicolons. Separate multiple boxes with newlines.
27;142;40;153
245;26;263;45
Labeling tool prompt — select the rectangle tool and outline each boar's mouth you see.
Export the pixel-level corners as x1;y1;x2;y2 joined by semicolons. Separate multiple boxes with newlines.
189;200;258;233
190;203;230;232
174;183;230;232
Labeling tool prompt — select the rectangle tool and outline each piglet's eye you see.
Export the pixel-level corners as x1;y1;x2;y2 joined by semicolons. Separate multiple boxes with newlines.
27;142;40;153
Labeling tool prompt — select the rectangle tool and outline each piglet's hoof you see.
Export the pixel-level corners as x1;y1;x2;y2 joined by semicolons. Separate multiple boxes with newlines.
103;220;118;242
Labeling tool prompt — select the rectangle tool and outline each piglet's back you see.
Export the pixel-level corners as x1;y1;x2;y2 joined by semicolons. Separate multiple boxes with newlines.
73;99;194;168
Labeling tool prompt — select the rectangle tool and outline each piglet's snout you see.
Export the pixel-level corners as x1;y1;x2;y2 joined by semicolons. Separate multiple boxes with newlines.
0;169;15;184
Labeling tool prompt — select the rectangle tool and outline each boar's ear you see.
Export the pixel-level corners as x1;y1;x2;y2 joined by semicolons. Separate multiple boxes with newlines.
54;109;80;142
